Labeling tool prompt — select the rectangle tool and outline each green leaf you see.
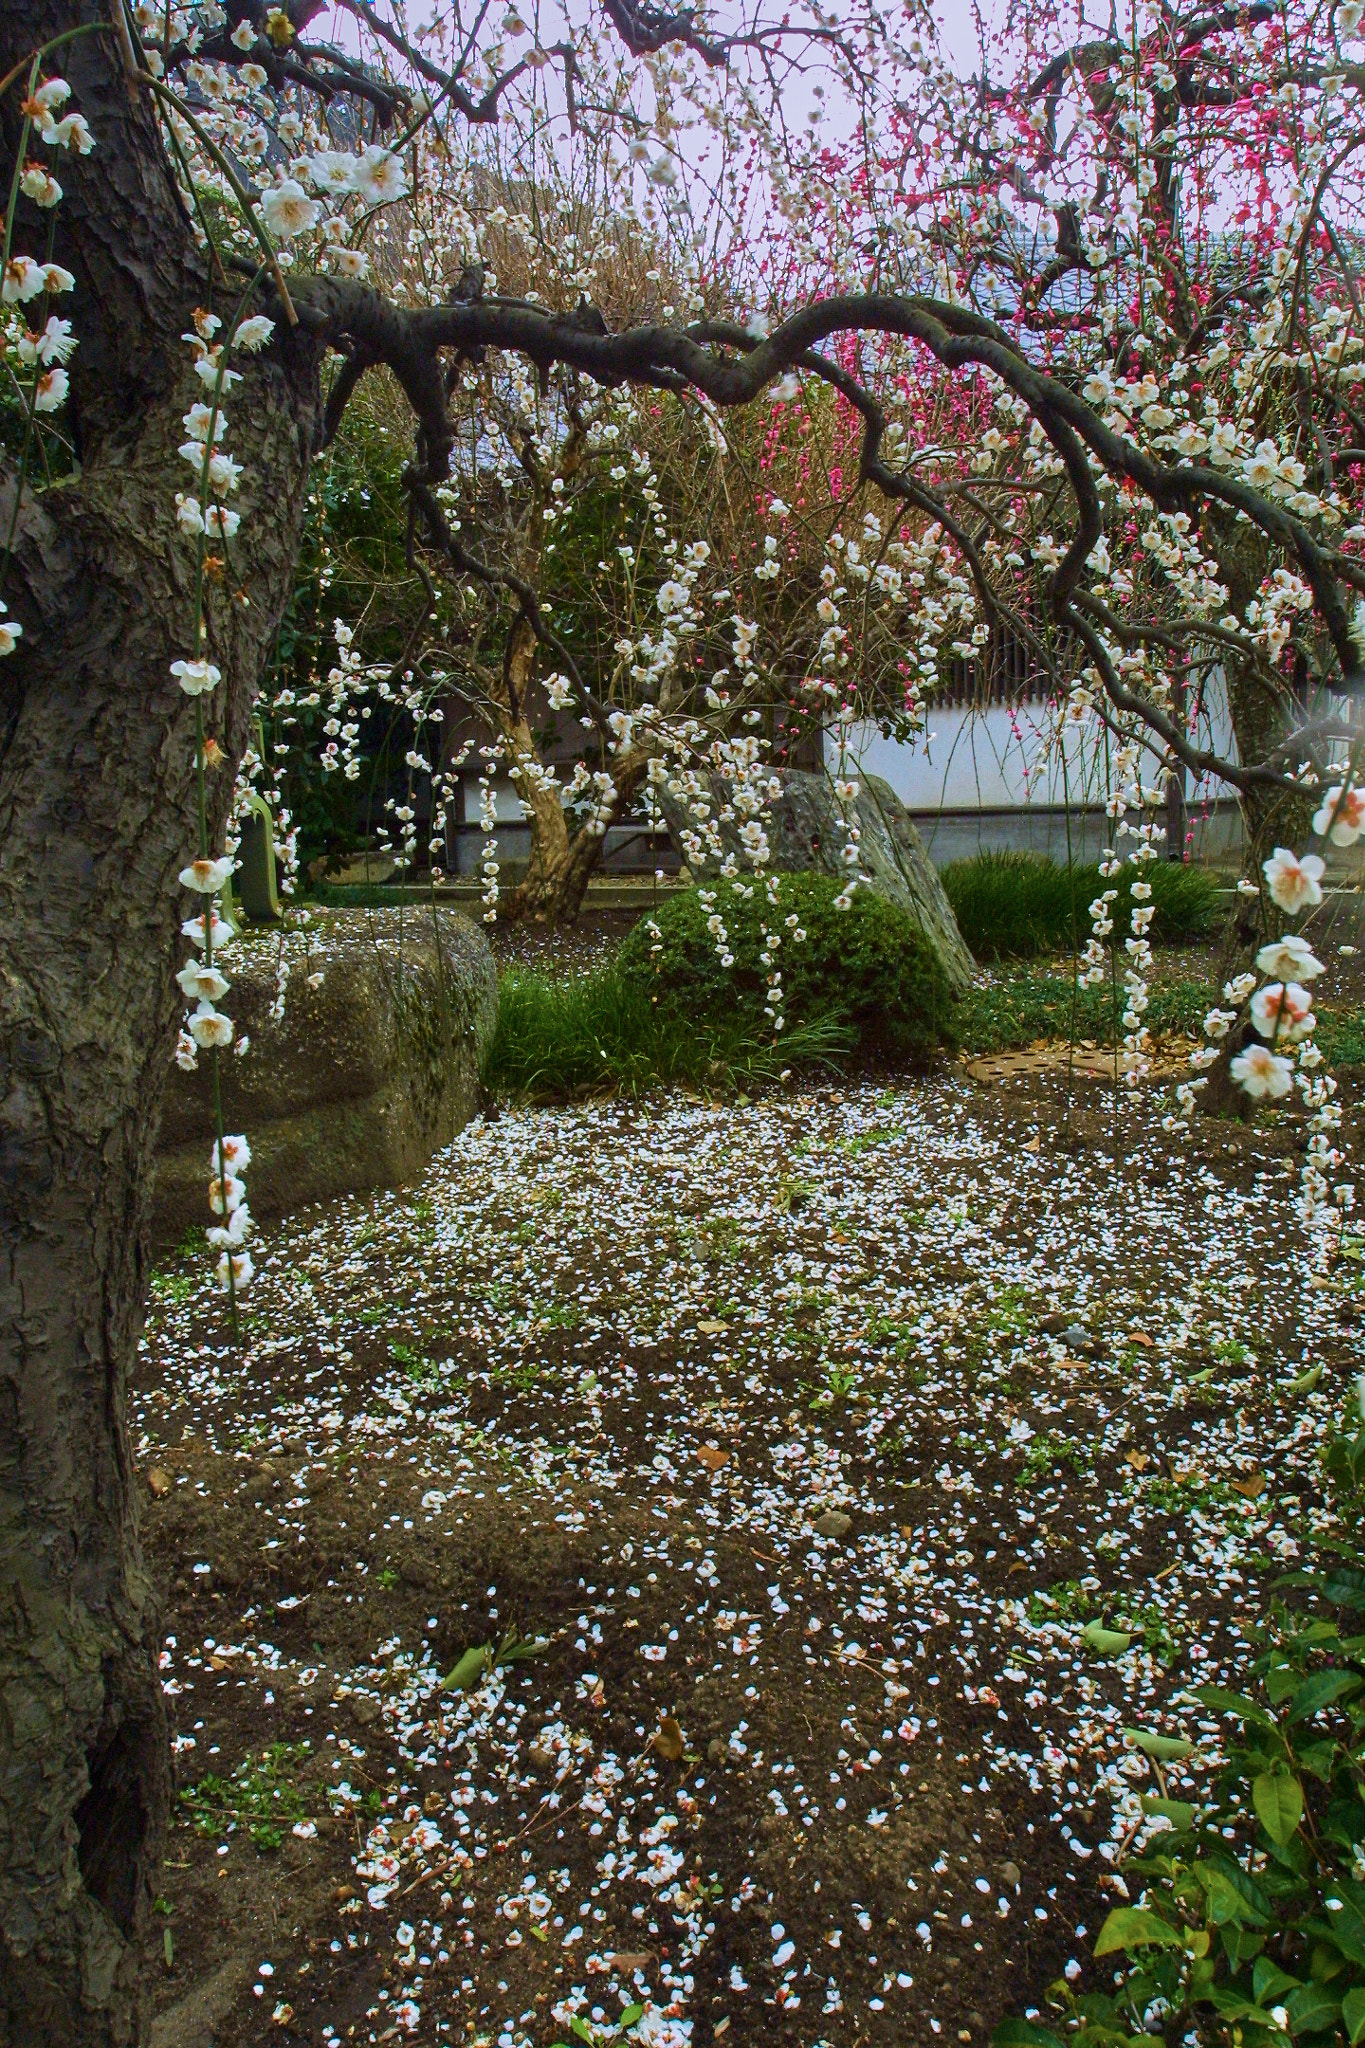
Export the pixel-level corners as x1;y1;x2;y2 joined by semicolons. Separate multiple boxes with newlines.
1125;1728;1193;1762
1285;1980;1342;2033
1207;1988;1280;2024
1290;1362;1323;1393
1253;1958;1303;2005
1265;1663;1300;1705
441;1644;493;1691
1141;1795;1195;1828
569;2018;597;2047
990;2023;1065;2048
1196;1861;1262;1927
1201;1854;1274;1927
1289;1670;1362;1722
1343;1985;1365;2045
1093;1906;1186;1957
1253;1772;1305;1846
620;2005;645;2029
1320;1570;1365;1609
1316;1891;1365;1967
1193;1684;1275;1728
1081;1620;1134;1656
496;1631;550;1667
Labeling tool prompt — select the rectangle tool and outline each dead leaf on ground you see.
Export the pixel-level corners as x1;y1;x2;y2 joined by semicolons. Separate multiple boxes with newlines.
605;1952;656;1975
696;1319;729;1337
1125;1450;1150;1471
1127;1331;1155;1348
146;1467;173;1498
697;1445;730;1471
652;1716;685;1762
1230;1471;1266;1499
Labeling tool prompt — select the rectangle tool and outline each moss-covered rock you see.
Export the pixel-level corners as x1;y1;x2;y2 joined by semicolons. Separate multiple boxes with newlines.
152;908;495;1249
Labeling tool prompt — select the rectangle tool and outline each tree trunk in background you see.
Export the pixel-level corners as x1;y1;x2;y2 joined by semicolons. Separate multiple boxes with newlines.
1205;512;1313;864
0;11;320;2039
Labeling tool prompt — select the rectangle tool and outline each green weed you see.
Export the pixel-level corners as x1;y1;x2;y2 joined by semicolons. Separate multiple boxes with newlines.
179;1741;313;1853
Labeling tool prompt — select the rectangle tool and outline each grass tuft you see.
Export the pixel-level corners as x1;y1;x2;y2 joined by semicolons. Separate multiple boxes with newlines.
941;849;1222;960
482;963;852;1101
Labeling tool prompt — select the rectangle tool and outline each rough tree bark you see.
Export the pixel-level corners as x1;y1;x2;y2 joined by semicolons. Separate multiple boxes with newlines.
490;617;656;926
0;8;320;2041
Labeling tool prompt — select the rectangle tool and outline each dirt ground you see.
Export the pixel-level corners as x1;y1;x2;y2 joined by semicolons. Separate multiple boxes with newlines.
132;1052;1360;2048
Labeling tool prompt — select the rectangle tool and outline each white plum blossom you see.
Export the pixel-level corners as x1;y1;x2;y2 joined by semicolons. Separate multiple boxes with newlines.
233;315;275;351
1312;783;1365;846
1256;934;1324;981
33;368;67;411
215;1134;251;1174
19;164;61;207
176;961;230;1003
192;352;242;392
182;911;235;953
170;656;222;696
189;1003;234;1049
1230;1042;1295;1099
26;315;76;364
1263;845;1325;913
3;254;47;303
214;1249;254;1293
182;401;224;443
1250;981;1316;1043
46;114;93;154
179;855;236;894
308;149;357;195
0;604;22;656
261;178;321;240
327;247;370;279
352;146;409;205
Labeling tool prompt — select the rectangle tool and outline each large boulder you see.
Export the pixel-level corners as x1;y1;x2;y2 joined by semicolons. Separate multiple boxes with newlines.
658;768;975;994
152;907;496;1252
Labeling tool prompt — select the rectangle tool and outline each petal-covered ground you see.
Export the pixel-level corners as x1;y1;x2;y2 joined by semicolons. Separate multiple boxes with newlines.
135;1070;1357;2048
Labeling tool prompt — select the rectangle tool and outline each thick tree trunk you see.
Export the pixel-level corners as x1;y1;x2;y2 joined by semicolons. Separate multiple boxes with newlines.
0;14;320;2040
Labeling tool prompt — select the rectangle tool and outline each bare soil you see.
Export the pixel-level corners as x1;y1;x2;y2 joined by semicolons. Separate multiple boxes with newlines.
132;1059;1358;2048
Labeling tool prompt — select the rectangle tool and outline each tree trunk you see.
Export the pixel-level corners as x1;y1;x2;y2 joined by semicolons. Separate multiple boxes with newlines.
0;16;320;2039
1204;512;1312;862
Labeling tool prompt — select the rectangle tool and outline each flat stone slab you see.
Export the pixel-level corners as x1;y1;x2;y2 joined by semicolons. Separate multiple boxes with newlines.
964;1037;1196;1086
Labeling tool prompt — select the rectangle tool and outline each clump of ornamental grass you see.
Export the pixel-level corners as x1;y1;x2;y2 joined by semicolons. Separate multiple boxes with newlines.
481;961;851;1101
942;850;1221;960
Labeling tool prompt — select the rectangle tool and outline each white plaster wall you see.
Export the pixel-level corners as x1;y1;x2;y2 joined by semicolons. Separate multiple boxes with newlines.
826;678;1239;814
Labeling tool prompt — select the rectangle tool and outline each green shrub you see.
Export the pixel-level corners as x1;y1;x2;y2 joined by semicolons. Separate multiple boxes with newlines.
995;1398;1365;2048
942;850;1222;959
482;962;851;1100
614;873;955;1061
